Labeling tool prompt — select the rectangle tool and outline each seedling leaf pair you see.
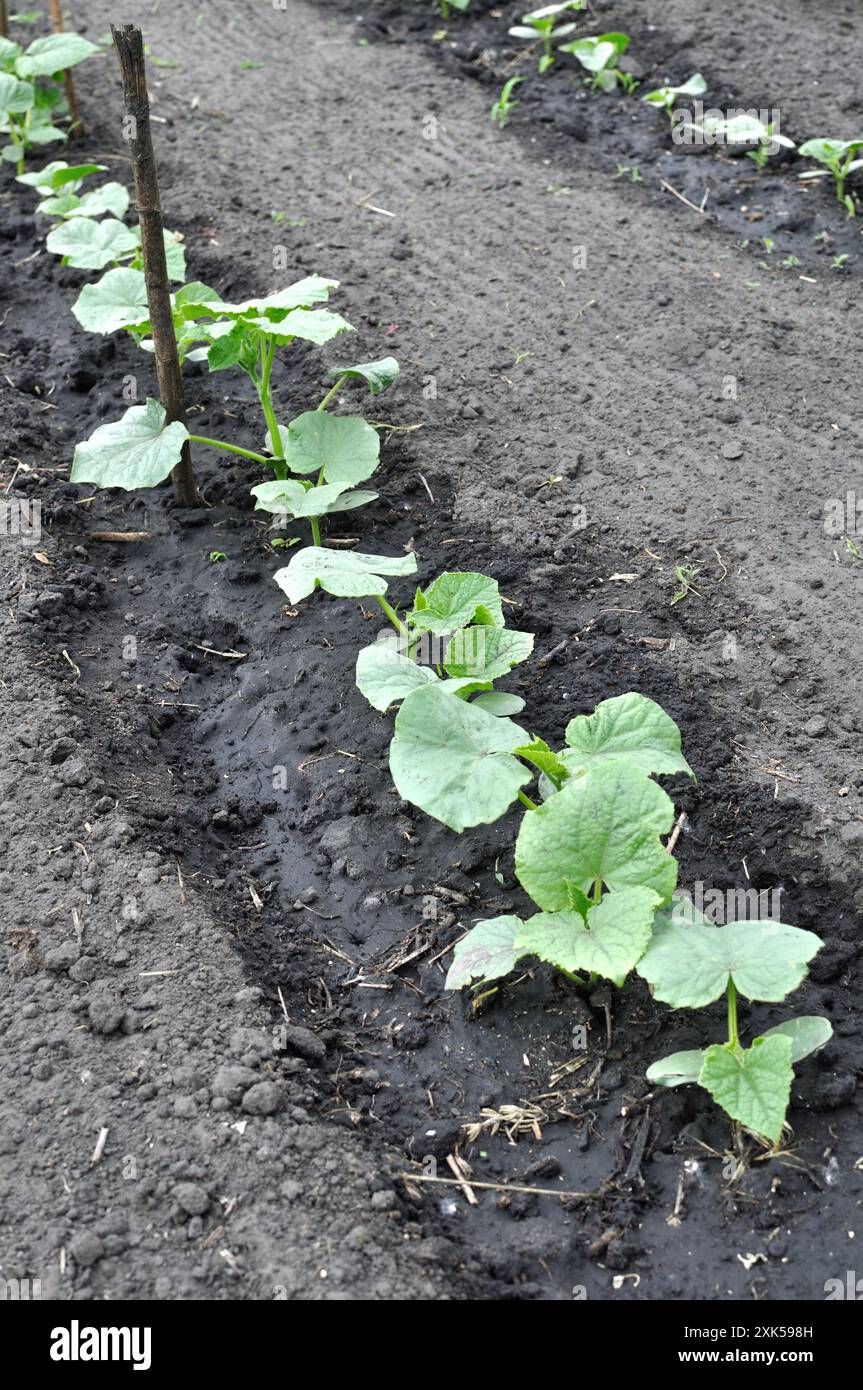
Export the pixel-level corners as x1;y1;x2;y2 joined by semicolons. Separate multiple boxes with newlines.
273;547;417;603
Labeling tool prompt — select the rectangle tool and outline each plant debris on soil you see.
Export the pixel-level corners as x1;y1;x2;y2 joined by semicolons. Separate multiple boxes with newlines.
1;0;861;1302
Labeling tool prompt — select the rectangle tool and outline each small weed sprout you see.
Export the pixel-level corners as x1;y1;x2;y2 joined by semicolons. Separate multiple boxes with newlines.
671;562;701;605
490;76;524;128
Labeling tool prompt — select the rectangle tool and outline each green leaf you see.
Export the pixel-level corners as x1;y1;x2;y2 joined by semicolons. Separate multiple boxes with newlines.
761;1015;833;1063
205;275;338;318
699;1036;792;1143
46;216;137;269
71;267;149;334
560;32;629;72
18;159;104;192
329;356;400;396
355;640;439;712
273;546;417;604
408;571;505;635
561;692;694;780
515;761;677;910
280;412;380;486
516;886;660;987
646;1049;707;1088
71;398;189;490
0;72;34;112
390;684;530;832
0;37;22;68
260;307;353;346
52;182;129;219
173;280;222;319
445;916;524;990
444;625;534;681
472;692;526;717
250;478;377;518
635;908;823;1008
18;32;99;77
514;736;569;787
799;138;862;166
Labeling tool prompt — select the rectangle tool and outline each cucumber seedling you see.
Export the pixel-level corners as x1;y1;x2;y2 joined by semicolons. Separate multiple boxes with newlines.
71;273;399;543
559;32;635;93
0;30;98;172
642;72;707;121
639;900;832;1144
798;138;863;216
509;2;585;76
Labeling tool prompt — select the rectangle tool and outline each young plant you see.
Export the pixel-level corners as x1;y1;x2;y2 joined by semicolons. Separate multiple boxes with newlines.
798;138;863;216
438;0;470;17
16;159;130;217
508;2;585;76
559;32;634;92
639;900;831;1144
695;114;794;167
46;216;186;277
0;30;98;172
642;72;706;121
71;273;399;544
490;76;523;129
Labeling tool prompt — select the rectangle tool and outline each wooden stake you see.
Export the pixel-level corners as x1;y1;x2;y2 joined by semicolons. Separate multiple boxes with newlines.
48;0;83;138
111;24;198;507
0;3;8;40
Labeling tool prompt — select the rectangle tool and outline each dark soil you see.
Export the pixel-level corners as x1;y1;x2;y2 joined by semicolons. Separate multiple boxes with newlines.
1;0;861;1302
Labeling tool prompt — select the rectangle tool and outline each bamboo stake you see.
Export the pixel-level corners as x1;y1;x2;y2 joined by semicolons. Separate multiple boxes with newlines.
111;24;198;507
48;0;83;138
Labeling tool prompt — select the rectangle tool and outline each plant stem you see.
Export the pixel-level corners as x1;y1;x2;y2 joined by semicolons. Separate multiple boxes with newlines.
559;966;589;988
375;593;408;637
593;879;602;905
518;791;539;811
257;335;287;479
316;372;349;413
187;435;269;465
727;980;739;1049
309;517;322;547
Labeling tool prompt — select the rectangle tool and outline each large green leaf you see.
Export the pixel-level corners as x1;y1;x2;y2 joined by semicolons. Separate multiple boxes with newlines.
280;412;380;486
761;1015;833;1062
515;761;677;910
444;626;534;682
445;916;524;990
0;72;34;113
273;547;417;604
18;33;99;77
71;398;189;490
355;641;438;712
258;307;353;346
561;692;694;780
329;356;400;396
409;571;505;635
204;276;338;318
46;181;130;220
46;216;137;270
17;159;104;192
72;267;149;334
699;1036;792;1143
636;907;823;1008
516;885;660;987
390;683;531;832
250;479;376;518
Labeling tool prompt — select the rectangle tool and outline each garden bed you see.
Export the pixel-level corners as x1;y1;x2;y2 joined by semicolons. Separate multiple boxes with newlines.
1;0;861;1302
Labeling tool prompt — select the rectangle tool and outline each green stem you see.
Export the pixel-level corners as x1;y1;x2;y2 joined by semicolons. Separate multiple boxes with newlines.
518;791;539;811
309;517;322;547
593;879;602;906
316;372;350;413
257;335;287;480
558;966;589;988
187;435;269;465
375;593;408;637
727;981;739;1049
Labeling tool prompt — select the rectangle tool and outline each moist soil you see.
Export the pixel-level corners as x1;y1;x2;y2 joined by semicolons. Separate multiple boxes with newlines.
1;0;861;1302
